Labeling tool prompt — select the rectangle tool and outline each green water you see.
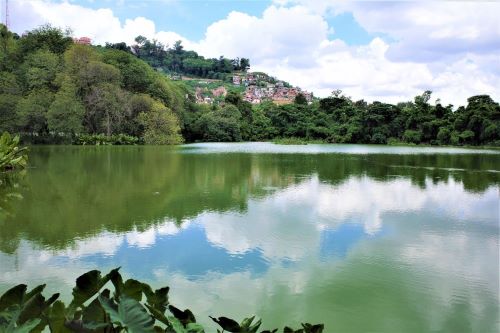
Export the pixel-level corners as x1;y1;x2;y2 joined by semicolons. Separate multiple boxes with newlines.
1;143;499;332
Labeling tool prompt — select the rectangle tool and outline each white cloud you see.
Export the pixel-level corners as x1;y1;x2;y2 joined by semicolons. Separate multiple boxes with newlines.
9;0;500;105
10;0;195;47
199;176;499;259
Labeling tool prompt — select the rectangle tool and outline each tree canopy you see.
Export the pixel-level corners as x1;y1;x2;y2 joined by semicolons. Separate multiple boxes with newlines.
0;24;498;147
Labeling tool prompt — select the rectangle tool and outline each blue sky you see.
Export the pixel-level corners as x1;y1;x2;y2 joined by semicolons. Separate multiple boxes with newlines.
7;0;500;105
66;0;378;44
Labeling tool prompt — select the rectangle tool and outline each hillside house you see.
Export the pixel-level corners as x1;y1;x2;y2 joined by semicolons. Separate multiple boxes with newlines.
74;37;91;45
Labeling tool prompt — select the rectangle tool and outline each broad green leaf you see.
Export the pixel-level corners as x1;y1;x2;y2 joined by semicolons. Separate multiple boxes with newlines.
168;305;196;326
144;304;170;326
11;318;41;333
210;316;241;332
0;305;21;327
81;290;109;332
47;301;72;333
185;322;205;333
240;316;261;333
18;291;59;325
69;268;120;312
23;285;46;304
167;316;187;333
144;285;169;313
0;285;27;312
300;324;324;333
283;328;302;333
99;294;155;333
123;279;144;302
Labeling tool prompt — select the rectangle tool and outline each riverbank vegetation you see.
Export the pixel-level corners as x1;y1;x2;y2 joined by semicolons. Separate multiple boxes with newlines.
0;132;27;172
0;268;323;333
0;24;498;147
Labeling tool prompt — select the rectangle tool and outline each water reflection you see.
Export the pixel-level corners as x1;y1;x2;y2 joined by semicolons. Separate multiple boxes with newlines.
0;144;498;332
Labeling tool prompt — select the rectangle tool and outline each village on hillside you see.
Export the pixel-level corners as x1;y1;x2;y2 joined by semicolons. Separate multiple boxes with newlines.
192;72;313;105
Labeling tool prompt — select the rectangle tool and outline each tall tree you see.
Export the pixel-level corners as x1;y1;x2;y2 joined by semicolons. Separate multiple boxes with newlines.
47;77;84;134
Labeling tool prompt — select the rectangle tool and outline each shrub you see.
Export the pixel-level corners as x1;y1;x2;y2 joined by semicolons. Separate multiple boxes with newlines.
0;268;324;333
0;132;28;172
403;130;422;144
73;133;142;145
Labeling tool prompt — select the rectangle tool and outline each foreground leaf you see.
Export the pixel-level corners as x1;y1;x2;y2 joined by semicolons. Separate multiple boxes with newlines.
99;294;155;333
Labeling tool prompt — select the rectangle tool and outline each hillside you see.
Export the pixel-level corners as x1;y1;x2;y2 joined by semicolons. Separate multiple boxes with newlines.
0;24;186;144
0;24;498;147
106;37;313;106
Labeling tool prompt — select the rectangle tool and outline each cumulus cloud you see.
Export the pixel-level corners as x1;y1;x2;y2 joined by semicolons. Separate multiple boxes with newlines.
200;175;498;259
9;0;500;105
9;0;194;47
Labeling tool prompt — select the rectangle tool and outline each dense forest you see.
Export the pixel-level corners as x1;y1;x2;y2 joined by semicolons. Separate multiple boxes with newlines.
0;24;499;146
106;37;250;79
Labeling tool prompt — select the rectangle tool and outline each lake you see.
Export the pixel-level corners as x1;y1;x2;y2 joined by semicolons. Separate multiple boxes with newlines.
0;143;499;332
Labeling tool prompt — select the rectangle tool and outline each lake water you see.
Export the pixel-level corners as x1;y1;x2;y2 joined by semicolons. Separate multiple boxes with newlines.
0;143;499;332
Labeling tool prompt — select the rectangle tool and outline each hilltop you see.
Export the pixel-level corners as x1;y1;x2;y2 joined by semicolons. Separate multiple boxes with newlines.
105;36;313;105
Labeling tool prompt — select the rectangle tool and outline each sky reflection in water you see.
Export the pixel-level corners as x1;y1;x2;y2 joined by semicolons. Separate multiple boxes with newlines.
0;144;498;332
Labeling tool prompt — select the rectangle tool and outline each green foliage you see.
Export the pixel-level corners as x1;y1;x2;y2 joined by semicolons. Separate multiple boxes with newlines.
0;269;324;333
403;130;422;144
139;101;183;145
127;36;250;78
18;24;72;55
194;105;242;142
20;49;60;90
273;137;324;145
73;134;141;145
294;93;308;105
0;132;28;171
0;25;186;145
47;77;84;134
1;24;499;147
0;283;59;333
16;88;54;135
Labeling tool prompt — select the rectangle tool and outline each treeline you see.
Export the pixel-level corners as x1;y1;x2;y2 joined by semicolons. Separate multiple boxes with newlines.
183;91;500;146
0;24;186;144
106;37;250;79
1;24;498;146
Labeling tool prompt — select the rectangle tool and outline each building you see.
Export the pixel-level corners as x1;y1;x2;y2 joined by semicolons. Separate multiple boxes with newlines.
74;37;91;45
244;84;313;105
233;75;241;85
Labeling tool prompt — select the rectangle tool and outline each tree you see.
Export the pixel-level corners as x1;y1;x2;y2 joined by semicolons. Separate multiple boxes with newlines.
139;101;183;144
403;129;422;144
18;24;72;55
16;89;54;135
195;105;242;142
84;83;129;136
0;24;20;71
105;42;130;52
102;49;155;93
63;44;100;76
47;77;84;134
239;58;250;71
0;71;21;132
21;49;60;90
294;93;308;105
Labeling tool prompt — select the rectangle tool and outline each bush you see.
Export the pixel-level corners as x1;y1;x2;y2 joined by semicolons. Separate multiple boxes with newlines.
0;268;324;333
0;132;28;172
403;130;423;144
73;133;142;145
436;128;450;145
459;130;475;144
370;132;387;144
